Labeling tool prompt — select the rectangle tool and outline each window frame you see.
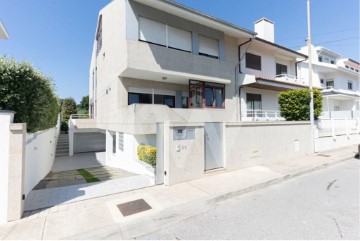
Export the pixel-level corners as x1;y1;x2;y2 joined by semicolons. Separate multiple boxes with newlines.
347;81;353;90
276;63;288;75
246;53;262;71
189;80;225;109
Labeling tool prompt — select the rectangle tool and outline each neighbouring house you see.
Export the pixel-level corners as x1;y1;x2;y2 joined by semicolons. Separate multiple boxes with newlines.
298;45;360;119
77;0;312;163
0;20;9;39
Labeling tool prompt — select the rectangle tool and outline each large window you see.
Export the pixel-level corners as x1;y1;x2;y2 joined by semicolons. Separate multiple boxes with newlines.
139;17;192;52
276;63;288;75
128;92;152;105
199;35;219;59
246;93;262;117
189;80;225;108
348;81;353;90
154;94;175;108
246;53;261;70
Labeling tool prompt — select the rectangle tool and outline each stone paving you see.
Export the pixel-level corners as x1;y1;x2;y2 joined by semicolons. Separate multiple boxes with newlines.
34;166;136;190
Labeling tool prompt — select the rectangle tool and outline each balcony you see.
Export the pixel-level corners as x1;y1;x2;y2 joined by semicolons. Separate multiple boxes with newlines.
241;110;285;122
120;40;233;85
275;74;307;86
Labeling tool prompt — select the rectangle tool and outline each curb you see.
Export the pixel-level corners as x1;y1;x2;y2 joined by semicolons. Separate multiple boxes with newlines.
208;155;355;205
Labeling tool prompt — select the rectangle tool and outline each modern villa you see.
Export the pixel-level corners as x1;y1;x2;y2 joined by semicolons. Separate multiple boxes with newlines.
80;0;313;162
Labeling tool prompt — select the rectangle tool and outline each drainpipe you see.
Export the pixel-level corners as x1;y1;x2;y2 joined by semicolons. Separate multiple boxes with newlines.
236;39;252;121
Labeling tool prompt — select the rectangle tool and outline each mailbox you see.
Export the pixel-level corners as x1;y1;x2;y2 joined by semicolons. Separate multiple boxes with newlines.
173;127;195;140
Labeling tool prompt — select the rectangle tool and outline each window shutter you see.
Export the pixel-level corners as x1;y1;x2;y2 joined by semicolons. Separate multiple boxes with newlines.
139;17;166;46
199;35;219;58
168;26;192;52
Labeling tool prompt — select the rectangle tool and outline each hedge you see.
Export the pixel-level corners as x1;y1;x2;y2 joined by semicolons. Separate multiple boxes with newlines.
278;89;322;121
60;97;77;132
0;57;59;133
137;145;156;167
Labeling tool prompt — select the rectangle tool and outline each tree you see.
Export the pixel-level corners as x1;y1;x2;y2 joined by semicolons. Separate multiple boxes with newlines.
77;95;89;115
0;56;59;133
60;97;77;132
278;89;322;121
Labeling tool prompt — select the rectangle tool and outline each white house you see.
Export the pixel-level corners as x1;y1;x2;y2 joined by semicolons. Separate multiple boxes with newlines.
298;45;360;119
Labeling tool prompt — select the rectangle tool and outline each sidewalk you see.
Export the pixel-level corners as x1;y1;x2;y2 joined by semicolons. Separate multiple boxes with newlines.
0;145;358;240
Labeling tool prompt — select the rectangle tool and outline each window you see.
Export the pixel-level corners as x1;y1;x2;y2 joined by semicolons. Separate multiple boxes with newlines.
168;26;192;52
199;35;219;59
351;67;354;71
139;17;192;52
128;92;152;105
112;135;116;154
246;53;261;70
139;17;167;46
345;65;349;68
154;94;175;108
181;97;188;108
318;56;322;62
348;81;353;90
96;16;102;55
189;80;225;108
276;63;288;75
246;93;262;117
320;79;324;84
326;81;334;89
118;133;124;152
330;60;335;64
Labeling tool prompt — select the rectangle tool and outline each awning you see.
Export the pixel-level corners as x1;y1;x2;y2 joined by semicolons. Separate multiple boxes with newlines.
242;76;308;91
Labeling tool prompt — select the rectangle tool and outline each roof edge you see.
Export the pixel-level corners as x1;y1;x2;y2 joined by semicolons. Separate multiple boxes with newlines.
255;37;308;58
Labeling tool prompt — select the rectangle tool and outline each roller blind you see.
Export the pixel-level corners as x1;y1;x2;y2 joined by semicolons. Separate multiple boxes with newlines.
168;26;192;52
199;35;219;58
139;17;166;46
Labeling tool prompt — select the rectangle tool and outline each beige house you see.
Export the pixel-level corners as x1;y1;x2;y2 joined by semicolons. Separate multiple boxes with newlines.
77;0;309;162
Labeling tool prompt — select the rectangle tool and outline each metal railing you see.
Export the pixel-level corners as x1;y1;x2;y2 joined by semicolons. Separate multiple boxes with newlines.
241;110;285;121
70;114;93;119
275;74;306;85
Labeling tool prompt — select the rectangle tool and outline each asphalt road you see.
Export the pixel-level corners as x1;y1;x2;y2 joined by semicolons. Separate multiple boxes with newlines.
140;158;360;240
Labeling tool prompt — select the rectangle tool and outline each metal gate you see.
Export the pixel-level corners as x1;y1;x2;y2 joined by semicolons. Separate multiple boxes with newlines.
205;122;223;171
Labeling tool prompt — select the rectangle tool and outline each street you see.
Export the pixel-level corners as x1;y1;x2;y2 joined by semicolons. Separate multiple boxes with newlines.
139;158;360;240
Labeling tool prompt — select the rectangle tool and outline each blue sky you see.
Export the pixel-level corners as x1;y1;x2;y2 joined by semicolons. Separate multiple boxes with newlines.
0;0;359;103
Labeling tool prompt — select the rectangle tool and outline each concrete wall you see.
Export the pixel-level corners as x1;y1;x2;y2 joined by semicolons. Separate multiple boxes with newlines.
25;120;60;196
0;111;26;223
315;134;360;152
159;121;312;186
225;122;312;170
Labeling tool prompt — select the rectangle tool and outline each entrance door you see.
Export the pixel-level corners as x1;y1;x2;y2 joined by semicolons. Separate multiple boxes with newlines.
205;123;223;171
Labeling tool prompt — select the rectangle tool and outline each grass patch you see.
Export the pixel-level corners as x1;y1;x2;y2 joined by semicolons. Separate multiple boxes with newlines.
77;169;101;183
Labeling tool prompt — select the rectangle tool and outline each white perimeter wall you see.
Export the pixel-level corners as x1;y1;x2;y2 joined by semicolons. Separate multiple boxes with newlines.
24;120;60;196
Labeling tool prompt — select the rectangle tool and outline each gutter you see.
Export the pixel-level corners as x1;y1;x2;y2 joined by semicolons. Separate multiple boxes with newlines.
295;57;308;79
236;38;253;121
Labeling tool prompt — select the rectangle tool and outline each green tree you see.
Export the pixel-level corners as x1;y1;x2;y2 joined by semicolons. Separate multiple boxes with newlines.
60;97;77;131
77;95;89;115
0;56;59;133
278;89;322;121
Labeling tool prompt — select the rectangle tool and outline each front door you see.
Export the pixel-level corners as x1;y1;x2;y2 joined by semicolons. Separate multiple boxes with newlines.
205;122;223;171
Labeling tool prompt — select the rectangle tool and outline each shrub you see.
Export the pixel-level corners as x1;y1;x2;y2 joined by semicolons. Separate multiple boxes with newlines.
278;89;322;121
60;97;77;131
137;145;156;167
0;57;59;133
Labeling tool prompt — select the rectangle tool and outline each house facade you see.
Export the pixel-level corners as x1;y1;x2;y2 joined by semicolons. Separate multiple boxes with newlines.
83;0;312;162
298;45;360;119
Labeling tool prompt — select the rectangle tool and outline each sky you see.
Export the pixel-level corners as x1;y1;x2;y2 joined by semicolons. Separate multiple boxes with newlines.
0;0;359;103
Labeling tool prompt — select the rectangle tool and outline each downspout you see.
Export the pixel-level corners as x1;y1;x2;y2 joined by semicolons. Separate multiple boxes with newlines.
236;39;252;121
295;57;308;79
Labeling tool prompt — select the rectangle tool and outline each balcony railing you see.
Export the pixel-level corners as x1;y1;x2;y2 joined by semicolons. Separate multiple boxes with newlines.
241;110;285;121
275;74;306;85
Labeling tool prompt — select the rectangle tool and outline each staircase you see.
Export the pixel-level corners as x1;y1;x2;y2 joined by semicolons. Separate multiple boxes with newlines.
56;134;69;156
